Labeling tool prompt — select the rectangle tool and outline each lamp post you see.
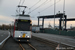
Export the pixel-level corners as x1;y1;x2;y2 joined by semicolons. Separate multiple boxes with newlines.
54;0;56;29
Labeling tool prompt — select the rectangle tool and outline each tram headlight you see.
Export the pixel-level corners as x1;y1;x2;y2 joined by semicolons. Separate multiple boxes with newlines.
27;36;29;38
19;36;21;37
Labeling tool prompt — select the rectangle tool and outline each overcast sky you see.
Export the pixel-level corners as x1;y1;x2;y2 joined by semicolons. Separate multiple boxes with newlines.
0;0;75;28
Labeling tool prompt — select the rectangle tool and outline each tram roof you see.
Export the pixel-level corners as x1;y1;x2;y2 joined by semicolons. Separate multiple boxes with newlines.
17;14;30;17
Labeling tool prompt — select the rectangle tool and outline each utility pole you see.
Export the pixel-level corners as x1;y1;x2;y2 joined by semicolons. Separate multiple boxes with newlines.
54;0;56;29
62;0;65;30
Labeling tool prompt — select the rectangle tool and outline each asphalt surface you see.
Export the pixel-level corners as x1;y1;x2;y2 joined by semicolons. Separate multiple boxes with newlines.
0;30;9;43
30;38;54;50
20;43;34;50
0;30;54;50
0;36;54;50
1;37;21;50
32;33;75;48
1;37;54;50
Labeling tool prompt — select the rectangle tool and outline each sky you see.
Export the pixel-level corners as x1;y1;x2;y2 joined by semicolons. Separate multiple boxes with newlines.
0;0;75;28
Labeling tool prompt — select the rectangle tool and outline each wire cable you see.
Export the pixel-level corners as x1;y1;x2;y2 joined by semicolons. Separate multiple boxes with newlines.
33;0;61;18
40;0;61;12
16;0;22;15
22;0;25;5
38;0;52;10
28;0;48;14
19;0;21;5
16;0;25;15
29;0;41;9
45;0;51;4
28;0;41;14
32;0;55;17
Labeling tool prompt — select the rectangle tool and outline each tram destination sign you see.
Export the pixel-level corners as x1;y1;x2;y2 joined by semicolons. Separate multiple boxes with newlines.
15;19;31;22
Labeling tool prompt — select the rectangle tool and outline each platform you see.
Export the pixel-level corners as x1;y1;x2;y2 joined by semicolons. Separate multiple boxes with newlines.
32;33;75;47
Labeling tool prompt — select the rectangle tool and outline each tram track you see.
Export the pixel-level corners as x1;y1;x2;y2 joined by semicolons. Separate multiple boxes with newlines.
32;36;58;48
18;37;54;50
19;43;37;50
1;36;54;50
29;38;54;50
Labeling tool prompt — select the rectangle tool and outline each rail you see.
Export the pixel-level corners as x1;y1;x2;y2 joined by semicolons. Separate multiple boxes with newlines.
19;43;37;50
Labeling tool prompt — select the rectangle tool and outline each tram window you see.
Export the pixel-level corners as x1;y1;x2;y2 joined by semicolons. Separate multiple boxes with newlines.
15;22;18;27
15;21;30;31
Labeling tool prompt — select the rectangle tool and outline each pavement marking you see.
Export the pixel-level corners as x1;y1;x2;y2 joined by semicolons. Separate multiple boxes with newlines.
0;32;10;45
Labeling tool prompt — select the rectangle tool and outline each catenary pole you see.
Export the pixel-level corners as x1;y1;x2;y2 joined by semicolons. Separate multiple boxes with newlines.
54;0;56;29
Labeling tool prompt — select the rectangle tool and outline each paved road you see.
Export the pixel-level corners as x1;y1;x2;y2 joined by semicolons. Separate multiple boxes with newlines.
1;37;54;50
0;30;9;43
30;38;54;50
32;33;75;48
1;37;21;50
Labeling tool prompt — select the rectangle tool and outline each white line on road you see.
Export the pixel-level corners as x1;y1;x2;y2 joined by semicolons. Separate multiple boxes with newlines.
0;32;10;45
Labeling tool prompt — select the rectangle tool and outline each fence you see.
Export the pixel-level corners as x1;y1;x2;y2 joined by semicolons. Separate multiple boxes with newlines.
40;29;75;37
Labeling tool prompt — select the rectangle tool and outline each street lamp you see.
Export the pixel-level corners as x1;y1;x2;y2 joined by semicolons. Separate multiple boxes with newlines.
54;0;56;29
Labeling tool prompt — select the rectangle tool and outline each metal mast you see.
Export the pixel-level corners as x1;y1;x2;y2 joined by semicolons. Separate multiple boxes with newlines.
62;0;65;30
54;0;56;29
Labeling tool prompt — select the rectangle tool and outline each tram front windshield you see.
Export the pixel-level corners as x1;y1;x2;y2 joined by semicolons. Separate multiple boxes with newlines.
15;19;31;31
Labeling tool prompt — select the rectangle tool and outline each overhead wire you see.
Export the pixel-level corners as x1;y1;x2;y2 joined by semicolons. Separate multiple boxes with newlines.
29;0;41;9
16;0;26;15
45;0;51;4
21;0;26;11
28;0;48;14
27;0;41;14
37;0;51;8
16;0;22;15
19;0;21;5
32;0;61;17
22;0;25;5
33;0;52;16
40;0;61;12
18;0;25;5
16;0;22;10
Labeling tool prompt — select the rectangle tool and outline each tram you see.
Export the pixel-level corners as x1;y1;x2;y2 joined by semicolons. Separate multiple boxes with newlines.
11;5;32;42
11;15;32;42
